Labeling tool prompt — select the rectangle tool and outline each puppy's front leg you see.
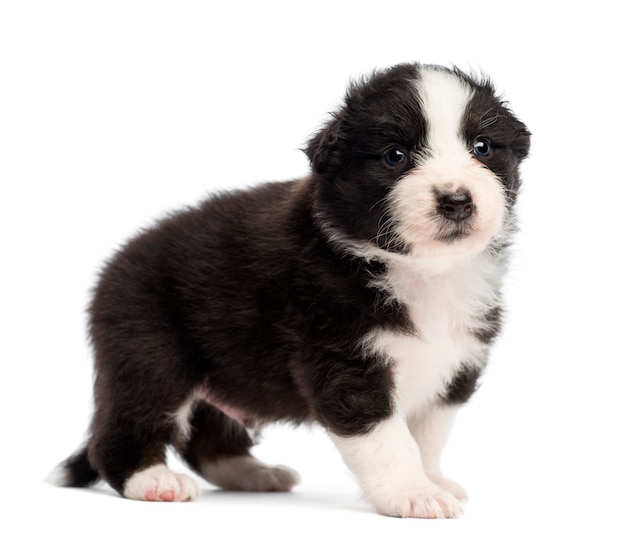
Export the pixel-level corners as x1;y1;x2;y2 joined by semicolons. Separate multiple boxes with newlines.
330;414;463;518
409;405;468;502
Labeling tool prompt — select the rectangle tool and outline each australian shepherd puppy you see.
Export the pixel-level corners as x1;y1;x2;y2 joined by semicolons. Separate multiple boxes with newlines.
51;63;530;518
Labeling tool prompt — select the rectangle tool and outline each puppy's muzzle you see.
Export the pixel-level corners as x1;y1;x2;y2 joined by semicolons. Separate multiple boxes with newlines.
437;191;475;222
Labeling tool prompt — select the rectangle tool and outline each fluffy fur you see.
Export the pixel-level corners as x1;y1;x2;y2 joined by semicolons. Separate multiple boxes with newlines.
51;62;530;518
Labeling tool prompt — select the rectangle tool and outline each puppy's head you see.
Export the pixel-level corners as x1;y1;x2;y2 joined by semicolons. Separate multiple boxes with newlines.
306;63;530;263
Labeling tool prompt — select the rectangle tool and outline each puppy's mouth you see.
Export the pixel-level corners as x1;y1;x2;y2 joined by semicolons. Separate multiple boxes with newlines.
436;223;474;243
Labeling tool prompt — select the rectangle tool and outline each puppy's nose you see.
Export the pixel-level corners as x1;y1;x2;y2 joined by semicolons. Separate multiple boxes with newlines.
438;191;475;222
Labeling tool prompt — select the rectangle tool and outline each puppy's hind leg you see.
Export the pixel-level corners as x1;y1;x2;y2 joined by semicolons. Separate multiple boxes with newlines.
87;357;201;502
88;401;200;502
178;402;300;492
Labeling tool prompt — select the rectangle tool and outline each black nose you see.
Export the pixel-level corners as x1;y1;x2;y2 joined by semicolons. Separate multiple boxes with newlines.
438;192;475;222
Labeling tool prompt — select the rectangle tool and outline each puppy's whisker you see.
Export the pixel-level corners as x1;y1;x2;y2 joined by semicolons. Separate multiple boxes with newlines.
477;107;502;131
369;197;388;213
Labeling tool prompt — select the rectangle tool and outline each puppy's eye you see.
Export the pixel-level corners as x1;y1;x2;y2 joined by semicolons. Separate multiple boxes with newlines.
383;147;409;167
472;138;491;157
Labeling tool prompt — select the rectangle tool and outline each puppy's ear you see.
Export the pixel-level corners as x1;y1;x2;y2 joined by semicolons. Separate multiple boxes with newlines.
512;126;531;160
305;114;344;176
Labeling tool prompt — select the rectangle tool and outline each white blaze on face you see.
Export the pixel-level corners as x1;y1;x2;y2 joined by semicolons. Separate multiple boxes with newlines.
420;68;473;162
389;68;506;262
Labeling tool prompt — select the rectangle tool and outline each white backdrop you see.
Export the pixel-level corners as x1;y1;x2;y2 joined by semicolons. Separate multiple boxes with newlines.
2;1;624;534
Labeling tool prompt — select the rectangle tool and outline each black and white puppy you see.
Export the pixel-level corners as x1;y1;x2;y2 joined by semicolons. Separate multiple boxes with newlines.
51;63;530;518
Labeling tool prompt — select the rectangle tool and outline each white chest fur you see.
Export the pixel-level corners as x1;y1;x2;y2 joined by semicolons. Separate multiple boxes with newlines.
366;253;503;420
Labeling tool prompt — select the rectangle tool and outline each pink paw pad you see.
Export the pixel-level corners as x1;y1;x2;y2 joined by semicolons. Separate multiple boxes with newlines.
144;489;176;501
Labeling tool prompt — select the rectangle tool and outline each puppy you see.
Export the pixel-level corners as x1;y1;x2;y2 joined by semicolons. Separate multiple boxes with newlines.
51;63;530;518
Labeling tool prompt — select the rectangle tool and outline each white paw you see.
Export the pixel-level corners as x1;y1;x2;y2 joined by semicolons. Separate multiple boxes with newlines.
123;464;200;502
429;476;468;503
373;486;464;519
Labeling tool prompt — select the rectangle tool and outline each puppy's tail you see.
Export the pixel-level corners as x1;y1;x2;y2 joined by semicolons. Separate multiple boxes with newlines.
47;445;100;488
